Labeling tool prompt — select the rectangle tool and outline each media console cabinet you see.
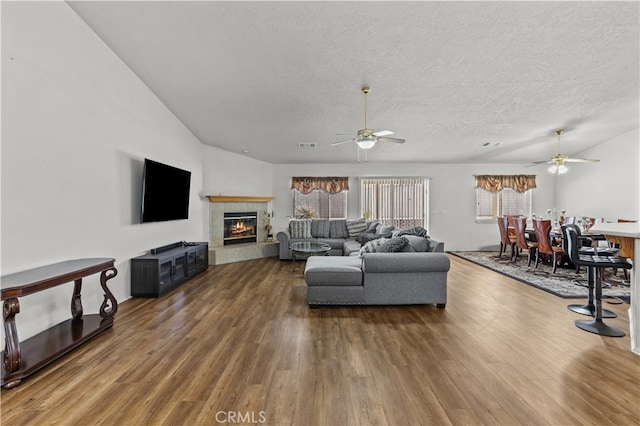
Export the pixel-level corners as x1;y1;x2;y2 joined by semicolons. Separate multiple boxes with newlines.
131;242;208;297
1;258;118;389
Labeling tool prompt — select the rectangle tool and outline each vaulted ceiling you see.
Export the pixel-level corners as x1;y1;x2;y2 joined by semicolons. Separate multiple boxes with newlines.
68;1;639;165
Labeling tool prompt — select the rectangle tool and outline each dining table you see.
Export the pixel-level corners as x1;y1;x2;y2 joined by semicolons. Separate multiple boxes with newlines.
588;222;640;356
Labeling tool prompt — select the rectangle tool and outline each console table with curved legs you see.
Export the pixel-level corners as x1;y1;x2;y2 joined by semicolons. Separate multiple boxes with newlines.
1;258;118;389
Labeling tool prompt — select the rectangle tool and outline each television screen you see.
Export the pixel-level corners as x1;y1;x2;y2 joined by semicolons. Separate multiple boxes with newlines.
141;159;191;223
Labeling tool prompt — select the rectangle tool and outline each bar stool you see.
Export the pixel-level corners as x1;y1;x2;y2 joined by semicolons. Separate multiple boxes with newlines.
561;224;619;318
570;223;618;273
561;225;632;337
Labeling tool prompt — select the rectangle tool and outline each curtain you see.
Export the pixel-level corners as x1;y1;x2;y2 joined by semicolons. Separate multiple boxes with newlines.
291;177;349;194
474;175;536;194
361;178;427;228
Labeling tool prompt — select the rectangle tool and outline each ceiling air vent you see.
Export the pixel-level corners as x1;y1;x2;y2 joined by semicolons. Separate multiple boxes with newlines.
298;143;317;148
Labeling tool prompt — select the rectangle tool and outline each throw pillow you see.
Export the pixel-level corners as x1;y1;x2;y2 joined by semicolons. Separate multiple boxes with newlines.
359;231;392;245
379;236;409;253
400;243;417;252
346;218;368;238
289;219;311;239
396;226;429;238
403;235;431;252
376;224;395;235
310;219;330;238
359;237;389;254
329;219;349;239
365;220;380;232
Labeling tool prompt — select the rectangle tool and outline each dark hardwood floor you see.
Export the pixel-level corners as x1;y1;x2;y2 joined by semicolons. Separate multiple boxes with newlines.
1;254;639;425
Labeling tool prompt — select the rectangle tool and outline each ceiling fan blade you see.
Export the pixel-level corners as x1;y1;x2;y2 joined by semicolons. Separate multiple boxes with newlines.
529;160;554;164
564;158;600;163
330;138;356;147
373;129;394;137
377;137;405;144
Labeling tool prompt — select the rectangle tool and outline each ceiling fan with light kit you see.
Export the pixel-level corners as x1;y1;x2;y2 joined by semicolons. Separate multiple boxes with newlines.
331;86;405;161
528;129;599;174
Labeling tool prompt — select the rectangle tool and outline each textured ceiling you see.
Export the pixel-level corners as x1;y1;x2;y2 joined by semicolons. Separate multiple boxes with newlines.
67;1;639;164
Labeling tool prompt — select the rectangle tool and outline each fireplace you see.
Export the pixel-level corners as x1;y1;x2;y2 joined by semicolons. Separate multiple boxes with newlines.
223;212;258;245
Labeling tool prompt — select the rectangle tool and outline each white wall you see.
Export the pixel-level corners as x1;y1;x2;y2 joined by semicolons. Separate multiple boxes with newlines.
202;146;274;197
1;2;206;340
201;146;274;238
556;128;640;221
272;163;556;251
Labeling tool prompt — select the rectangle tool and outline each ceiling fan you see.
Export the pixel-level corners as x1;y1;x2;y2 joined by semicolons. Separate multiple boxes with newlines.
331;86;405;159
529;129;599;174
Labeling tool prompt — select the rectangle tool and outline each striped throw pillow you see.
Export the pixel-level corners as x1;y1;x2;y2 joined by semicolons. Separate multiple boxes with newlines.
289;219;311;239
346;218;368;238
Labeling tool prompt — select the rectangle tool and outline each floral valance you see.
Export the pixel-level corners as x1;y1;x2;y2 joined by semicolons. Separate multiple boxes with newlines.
474;174;536;194
291;176;349;194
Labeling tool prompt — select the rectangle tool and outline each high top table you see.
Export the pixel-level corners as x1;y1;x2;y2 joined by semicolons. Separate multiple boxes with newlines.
588;222;640;356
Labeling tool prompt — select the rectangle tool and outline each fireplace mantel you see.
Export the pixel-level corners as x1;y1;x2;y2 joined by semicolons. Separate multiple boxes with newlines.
206;195;274;203
207;196;278;264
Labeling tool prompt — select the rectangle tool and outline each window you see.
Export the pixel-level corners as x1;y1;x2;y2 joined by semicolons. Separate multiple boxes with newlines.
293;190;347;219
291;176;348;219
360;178;428;228
476;187;532;221
474;174;536;222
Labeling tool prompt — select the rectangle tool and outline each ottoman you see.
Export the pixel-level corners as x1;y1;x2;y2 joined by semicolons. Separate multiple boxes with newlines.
304;256;364;305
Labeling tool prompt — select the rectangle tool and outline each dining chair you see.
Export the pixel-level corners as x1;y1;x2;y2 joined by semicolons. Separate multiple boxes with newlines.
497;216;516;260
512;216;536;265
532;219;565;273
606;219;637;280
504;215;517;241
612;218;637;259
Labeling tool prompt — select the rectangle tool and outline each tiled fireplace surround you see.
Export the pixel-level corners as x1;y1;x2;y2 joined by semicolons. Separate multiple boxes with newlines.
208;196;278;265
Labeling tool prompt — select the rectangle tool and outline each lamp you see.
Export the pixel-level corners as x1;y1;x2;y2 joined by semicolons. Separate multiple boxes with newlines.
355;133;377;150
548;163;568;174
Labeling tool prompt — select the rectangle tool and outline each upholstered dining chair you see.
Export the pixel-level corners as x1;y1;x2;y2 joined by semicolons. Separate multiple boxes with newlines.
532;219;565;273
497;216;516;260
505;215;518;240
609;219;637;258
606;219;637;280
512;216;536;265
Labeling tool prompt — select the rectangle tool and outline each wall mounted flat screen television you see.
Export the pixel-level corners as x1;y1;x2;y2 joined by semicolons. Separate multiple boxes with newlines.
141;158;191;223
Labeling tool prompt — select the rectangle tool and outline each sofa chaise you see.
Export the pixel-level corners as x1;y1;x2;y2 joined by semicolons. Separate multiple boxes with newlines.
304;239;450;306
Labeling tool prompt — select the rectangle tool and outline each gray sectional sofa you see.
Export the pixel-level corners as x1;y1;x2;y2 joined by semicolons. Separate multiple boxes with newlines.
277;218;411;259
276;219;358;259
277;218;451;306
304;245;450;306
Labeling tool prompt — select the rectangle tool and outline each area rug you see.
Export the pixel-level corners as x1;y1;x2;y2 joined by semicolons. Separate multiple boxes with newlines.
451;251;630;303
